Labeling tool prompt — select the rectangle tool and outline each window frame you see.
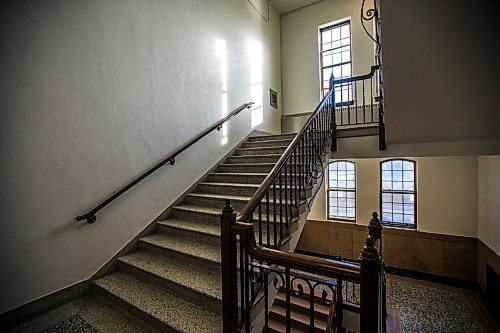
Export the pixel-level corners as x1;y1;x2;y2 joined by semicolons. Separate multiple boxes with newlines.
319;20;353;106
327;160;356;222
379;158;417;229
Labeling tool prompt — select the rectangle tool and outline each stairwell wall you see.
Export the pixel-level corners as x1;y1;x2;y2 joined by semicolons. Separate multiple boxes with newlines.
0;0;281;313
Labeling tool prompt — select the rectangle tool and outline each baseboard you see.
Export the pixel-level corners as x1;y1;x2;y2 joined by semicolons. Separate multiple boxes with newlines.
384;266;480;291
0;280;90;330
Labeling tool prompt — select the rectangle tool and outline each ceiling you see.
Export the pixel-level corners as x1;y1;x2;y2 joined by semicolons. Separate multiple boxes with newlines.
271;0;324;15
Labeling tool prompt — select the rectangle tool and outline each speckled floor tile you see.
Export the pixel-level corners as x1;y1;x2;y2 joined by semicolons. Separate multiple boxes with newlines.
94;272;221;333
386;277;485;333
41;315;98;333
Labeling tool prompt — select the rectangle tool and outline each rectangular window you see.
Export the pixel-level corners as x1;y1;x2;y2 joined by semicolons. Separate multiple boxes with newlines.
380;159;417;228
320;21;352;104
328;161;355;220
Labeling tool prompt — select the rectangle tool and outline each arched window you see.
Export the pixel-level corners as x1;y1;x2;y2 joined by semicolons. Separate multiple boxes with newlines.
380;159;417;228
328;161;355;220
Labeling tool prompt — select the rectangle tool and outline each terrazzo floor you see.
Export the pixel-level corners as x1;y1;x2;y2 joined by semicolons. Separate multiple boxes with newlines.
35;276;489;333
386;277;486;333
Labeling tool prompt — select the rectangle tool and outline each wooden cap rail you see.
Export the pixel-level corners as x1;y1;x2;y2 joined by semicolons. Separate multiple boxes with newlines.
76;102;253;224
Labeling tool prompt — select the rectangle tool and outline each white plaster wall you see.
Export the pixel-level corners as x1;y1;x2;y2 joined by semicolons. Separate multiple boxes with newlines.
478;156;500;255
280;0;376;115
0;0;281;313
380;0;500;144
309;156;479;237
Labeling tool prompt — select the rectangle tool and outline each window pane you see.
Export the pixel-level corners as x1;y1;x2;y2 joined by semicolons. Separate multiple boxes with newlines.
393;160;402;170
403;181;414;191
382;162;391;171
341;25;350;38
322;30;331;44
341;50;350;62
393;214;403;223
403;171;413;181
403;161;414;170
332;27;340;41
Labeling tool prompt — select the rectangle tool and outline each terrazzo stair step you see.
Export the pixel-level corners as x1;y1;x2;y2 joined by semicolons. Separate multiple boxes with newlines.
157;218;220;239
139;230;221;267
147;221;287;265
196;182;261;197
242;138;294;148
167;204;298;244
171;204;225;224
248;133;297;142
207;172;268;184
93;272;222;333
196;182;313;198
269;305;327;333
207;172;309;185
217;163;295;173
184;193;306;215
226;154;283;164
273;292;330;323
117;251;221;314
233;146;289;155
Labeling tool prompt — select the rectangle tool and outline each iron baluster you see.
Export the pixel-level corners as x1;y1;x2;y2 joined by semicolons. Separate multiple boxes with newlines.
273;181;277;248
266;190;270;247
279;172;283;242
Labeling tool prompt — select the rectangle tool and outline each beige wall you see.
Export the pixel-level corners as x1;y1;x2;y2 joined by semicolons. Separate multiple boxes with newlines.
298;220;478;282
309;156;479;237
478;156;500;255
280;0;376;115
0;0;281;313
381;0;500;144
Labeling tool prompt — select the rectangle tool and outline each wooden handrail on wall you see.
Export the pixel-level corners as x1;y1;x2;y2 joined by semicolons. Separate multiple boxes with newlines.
76;102;253;224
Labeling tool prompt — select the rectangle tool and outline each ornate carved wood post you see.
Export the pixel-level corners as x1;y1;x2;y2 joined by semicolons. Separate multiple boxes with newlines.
221;200;238;333
329;73;337;152
360;236;382;333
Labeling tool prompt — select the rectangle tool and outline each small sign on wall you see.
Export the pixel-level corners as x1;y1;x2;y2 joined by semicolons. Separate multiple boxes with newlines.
270;89;278;109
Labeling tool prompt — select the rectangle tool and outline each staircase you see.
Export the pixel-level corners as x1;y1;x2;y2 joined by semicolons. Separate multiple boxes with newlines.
92;133;298;333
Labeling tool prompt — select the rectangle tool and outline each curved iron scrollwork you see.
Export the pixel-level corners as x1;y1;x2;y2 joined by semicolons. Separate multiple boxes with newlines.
361;0;381;60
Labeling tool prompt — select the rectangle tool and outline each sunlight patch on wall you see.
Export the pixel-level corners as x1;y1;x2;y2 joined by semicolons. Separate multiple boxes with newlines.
216;39;228;145
249;41;263;128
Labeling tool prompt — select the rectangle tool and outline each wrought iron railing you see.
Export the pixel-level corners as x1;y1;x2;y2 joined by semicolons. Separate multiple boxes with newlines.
220;74;386;331
221;205;385;332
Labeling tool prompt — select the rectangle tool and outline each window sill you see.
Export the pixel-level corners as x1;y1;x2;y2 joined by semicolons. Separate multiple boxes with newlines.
381;222;416;230
327;217;356;223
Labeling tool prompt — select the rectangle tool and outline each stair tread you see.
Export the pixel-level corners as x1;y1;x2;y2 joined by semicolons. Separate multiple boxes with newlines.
199;182;261;188
271;304;327;329
187;192;251;201
140;231;221;264
94;272;221;333
173;204;302;221
119;250;221;301
275;292;330;316
157;218;220;237
236;146;289;151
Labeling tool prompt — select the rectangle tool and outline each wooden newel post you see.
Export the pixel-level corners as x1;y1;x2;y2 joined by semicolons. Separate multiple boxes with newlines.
368;212;382;257
329;73;337;152
360;236;383;333
221;200;238;333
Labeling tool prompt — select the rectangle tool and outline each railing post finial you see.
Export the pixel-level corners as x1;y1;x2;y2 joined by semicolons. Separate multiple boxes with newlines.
360;235;380;263
368;211;382;242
